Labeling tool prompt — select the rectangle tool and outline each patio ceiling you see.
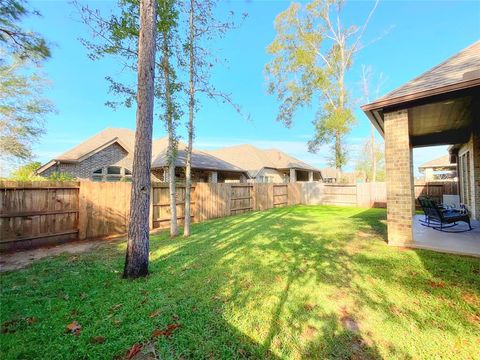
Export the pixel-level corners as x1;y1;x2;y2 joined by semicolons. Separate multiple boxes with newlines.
408;90;479;147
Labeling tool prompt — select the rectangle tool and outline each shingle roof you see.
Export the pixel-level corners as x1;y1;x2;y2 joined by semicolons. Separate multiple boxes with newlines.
362;41;480;112
205;144;318;177
320;167;337;179
418;155;456;169
55;128;135;161
151;141;245;172
41;128;245;173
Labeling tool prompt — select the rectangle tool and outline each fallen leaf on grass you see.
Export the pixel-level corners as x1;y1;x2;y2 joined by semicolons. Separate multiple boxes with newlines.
65;321;82;335
303;303;316;312
90;336;105;344
149;309;161;318
25;317;37;325
151;324;180;339
126;343;143;360
427;280;446;288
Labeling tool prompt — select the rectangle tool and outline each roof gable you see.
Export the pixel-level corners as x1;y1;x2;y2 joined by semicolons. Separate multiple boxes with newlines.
418;155;456;169
55;128;135;161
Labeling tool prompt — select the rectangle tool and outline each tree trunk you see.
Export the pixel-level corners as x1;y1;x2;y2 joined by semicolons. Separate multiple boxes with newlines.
123;0;156;279
335;130;341;180
184;0;195;237
168;161;178;236
162;28;178;237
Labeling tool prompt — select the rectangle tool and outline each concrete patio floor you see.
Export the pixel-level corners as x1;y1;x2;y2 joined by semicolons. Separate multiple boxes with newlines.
411;215;480;257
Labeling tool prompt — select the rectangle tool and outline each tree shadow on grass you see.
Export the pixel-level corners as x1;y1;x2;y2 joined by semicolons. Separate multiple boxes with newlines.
3;206;477;359
144;206;400;358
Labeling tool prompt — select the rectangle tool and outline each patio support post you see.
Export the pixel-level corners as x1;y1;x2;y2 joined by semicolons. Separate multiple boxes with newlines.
209;171;218;183
290;168;296;183
308;171;314;182
384;109;414;245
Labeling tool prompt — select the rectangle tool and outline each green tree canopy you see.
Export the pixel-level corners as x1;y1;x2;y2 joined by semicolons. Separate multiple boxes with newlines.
355;138;385;182
0;57;54;163
0;0;50;61
9;161;42;180
266;0;378;171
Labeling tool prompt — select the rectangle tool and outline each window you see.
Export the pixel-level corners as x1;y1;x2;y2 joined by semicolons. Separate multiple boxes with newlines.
107;166;121;175
91;166;131;181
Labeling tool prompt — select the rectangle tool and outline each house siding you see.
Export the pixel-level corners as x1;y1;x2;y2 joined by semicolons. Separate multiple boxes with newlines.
255;168;286;183
40;143;133;180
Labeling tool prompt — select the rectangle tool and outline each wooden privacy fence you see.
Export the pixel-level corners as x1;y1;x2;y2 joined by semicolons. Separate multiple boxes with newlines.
0;181;80;250
414;181;458;208
0;180;457;251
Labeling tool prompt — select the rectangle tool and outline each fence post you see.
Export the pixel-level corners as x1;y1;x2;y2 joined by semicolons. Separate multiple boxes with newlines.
78;181;88;240
148;185;154;230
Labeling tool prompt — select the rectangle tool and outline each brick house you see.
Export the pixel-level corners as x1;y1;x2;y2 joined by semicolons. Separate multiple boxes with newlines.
362;41;480;247
206;144;322;183
37;128;248;183
418;155;457;182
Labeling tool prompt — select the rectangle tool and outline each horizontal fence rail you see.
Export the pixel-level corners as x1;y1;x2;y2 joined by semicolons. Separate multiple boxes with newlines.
0;181;80;250
0;180;457;251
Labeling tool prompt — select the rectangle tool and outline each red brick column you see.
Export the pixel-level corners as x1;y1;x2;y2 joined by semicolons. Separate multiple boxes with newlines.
384;109;414;245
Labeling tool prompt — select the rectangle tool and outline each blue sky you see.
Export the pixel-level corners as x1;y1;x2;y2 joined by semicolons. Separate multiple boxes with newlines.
16;0;480;176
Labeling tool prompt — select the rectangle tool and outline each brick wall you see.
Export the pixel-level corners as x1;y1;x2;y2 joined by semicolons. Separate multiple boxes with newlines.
384;109;414;245
40;143;133;180
458;130;480;220
472;128;480;220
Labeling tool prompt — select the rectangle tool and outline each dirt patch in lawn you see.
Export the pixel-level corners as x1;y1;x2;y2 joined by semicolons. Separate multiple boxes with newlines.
0;238;123;272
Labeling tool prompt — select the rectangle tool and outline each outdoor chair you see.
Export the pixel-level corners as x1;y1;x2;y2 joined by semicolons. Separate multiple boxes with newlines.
418;197;472;232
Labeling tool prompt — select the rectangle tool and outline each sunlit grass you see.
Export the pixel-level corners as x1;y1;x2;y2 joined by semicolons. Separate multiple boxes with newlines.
1;205;479;359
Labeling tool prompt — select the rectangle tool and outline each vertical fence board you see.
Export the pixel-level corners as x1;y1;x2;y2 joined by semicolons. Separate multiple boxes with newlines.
0;181;80;251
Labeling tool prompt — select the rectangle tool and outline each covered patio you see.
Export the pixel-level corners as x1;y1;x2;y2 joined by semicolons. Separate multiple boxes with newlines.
362;41;480;256
412;215;480;257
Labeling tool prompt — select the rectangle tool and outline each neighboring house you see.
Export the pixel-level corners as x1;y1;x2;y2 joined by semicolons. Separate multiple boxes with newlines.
37;128;248;183
418;155;457;181
319;168;367;184
206;144;322;183
362;41;480;246
320;167;337;183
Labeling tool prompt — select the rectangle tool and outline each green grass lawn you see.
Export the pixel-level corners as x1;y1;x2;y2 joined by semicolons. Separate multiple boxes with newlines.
1;205;479;359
